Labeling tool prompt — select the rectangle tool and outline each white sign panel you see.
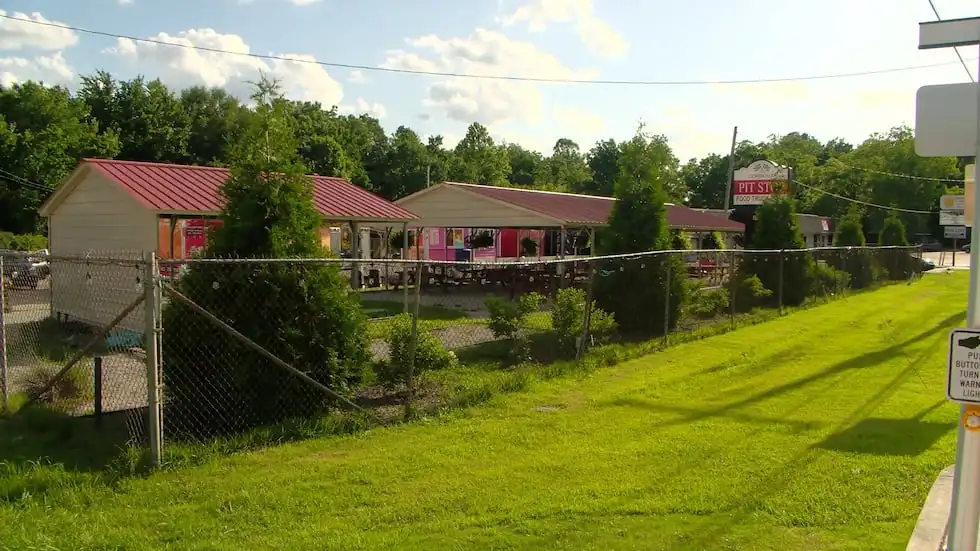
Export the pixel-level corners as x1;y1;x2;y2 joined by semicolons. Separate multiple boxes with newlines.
915;83;980;157
942;194;967;211
941;211;966;226
920;17;980;49
946;225;968;239
949;329;980;404
732;160;790;206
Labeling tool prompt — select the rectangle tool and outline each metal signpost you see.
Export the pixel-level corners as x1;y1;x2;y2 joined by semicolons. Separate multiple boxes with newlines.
916;15;980;551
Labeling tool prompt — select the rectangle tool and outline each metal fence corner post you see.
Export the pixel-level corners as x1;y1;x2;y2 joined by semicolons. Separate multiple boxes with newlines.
143;251;162;467
729;250;737;325
404;258;424;421
777;249;785;315
0;255;7;414
662;252;671;345
576;260;595;360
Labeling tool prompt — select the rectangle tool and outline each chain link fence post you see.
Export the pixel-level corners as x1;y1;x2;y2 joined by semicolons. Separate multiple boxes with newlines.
404;257;423;420
662;252;671;345
576;259;595;360
143;251;162;467
729;250;737;326
0;255;7;414
777;249;784;315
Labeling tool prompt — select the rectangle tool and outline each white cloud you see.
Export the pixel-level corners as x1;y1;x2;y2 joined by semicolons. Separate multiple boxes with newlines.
0;10;79;51
553;105;604;134
104;28;343;107
118;0;133;4
0;51;74;87
347;69;367;83
341;97;387;119
499;0;627;57
381;28;595;126
238;0;322;4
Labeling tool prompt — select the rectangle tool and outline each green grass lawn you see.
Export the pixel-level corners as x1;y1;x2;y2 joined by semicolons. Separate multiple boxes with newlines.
0;273;965;550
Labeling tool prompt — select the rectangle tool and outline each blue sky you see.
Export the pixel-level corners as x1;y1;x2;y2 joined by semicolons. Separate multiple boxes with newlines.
0;0;978;163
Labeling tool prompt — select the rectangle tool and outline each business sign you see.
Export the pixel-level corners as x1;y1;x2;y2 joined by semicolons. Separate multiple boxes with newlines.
732;160;791;206
942;194;967;211
948;329;980;404
915;82;979;157
941;211;966;226
946;226;968;239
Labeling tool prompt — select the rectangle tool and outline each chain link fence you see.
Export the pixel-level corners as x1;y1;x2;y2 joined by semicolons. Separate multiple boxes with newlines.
0;246;926;468
0;250;150;470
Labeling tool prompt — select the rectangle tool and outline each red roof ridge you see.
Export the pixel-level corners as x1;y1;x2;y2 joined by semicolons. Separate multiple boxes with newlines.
444;181;616;201
81;158;350;181
82;158;230;172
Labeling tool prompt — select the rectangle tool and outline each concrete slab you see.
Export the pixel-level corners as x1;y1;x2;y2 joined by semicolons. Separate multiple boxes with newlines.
907;465;954;551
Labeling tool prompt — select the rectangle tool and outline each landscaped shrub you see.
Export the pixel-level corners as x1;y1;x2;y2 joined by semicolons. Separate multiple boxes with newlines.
520;236;538;256
22;365;93;411
161;77;370;438
594;131;688;336
731;274;772;313
670;229;691;250
701;231;725;250
375;314;457;388
742;196;813;306
0;232;47;251
878;211;913;280
551;287;617;355
688;285;730;319
832;205;878;289
486;292;543;362
811;262;851;296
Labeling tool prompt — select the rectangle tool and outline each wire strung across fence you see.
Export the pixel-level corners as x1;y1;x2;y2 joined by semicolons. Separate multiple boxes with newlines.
0;246;925;468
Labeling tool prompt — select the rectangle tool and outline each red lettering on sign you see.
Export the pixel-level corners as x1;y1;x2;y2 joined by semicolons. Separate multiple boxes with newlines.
733;179;788;196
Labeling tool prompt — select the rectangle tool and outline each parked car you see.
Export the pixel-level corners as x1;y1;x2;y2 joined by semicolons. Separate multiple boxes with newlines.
919;238;943;252
963;242;971;253
920;257;937;272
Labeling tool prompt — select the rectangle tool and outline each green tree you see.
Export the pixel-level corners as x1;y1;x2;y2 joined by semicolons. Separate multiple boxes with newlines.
595;129;686;335
0;82;119;233
505;143;548;188
452;122;510;186
548;138;590;191
78;74;190;162
878;210;913;281
160;75;369;436
832;205;877;289
743;195;812;307
833;205;866;247
583;138;619;196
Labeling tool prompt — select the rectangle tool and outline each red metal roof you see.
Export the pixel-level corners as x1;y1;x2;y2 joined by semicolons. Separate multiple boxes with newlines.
446;182;744;232
82;158;417;222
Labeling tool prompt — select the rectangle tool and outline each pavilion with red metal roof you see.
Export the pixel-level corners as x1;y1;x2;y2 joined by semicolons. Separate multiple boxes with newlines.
394;181;744;258
39;159;418;292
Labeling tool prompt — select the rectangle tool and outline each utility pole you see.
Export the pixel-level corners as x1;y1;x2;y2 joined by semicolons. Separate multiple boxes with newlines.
722;126;738;212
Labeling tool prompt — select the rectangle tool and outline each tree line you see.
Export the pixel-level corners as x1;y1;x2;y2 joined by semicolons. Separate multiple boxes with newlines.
0;71;971;238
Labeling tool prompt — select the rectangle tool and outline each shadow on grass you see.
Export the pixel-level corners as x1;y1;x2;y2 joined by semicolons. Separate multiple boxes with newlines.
815;399;952;456
0;406;150;503
816;417;953;456
633;310;965;432
360;299;467;321
674;328;952;550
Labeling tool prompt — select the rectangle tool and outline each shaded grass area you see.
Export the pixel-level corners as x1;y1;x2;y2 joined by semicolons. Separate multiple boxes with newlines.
0;273;964;549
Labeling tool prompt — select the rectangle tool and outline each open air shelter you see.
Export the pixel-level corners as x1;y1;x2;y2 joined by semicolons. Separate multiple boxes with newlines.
38;158;418;329
395;181;745;258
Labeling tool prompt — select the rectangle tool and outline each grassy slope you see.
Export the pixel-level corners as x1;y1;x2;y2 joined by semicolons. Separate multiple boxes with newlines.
1;273;967;550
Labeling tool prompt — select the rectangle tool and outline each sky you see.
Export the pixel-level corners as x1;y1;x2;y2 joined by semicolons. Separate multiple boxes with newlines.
0;0;978;162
